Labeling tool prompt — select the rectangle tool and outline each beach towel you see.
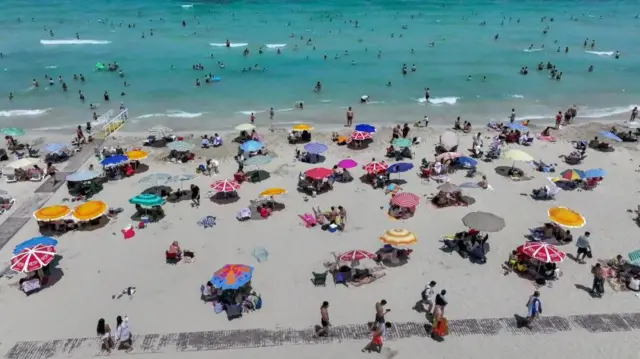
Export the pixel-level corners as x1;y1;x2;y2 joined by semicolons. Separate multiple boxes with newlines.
197;216;216;228
537;134;555;142
299;213;317;227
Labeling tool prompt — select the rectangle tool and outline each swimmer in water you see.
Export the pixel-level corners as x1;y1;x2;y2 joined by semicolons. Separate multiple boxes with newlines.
387;81;392;87
615;51;620;59
467;75;472;81
588;65;594;72
78;90;85;101
104;91;110;101
314;81;322;92
295;102;304;109
9;92;13;101
424;88;430;102
196;79;200;86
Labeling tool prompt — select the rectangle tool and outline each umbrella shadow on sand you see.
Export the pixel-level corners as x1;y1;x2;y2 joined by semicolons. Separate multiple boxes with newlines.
134;163;150;174
210;192;240;205
77;216;111;232
143;185;173;197
246;170;271;182
45;255;66;288
494;166;533;181
388;178;408;185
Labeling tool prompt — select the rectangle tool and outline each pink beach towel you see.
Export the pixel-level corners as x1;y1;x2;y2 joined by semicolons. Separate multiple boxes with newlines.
299;213;317;228
537;134;555;142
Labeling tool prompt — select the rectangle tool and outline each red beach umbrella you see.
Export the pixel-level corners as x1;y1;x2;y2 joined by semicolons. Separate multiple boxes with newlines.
350;131;372;141
391;192;420;208
338;250;376;262
363;162;388;174
10;244;56;273
210;179;241;193
305;167;333;180
518;242;566;263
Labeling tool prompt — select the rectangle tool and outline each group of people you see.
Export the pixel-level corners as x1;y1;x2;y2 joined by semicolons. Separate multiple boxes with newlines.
312;205;347;229
96;316;132;353
200;134;223;148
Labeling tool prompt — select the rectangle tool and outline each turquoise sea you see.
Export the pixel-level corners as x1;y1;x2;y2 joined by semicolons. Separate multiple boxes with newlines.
0;0;639;132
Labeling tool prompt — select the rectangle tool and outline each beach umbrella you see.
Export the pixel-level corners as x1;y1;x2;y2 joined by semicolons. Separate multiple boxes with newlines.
240;140;264;152
13;236;58;255
304;142;328;154
437;183;461;193
66;170;100;182
461;211;506;232
244;155;272;167
439;131;458;150
503;149;534;162
390;192;419;207
210;264;255;290
138;173;173;186
147;125;173;137
455;156;478;168
506;123;528;131
142;185;172;196
72;200;108;222
380;229;417;246
436;152;462;162
304;167;333;180
547;207;586;228
363;162;388;174
167;141;194;151
100;155;128;167
235;123;256;132
42;143;66;153
387;162;414;174
167;174;196;185
211;179;241;193
33;205;71;221
391;138;412;148
355;124;376;133
599;131;622;142
350;131;372;141
519;242;566;263
292;124;313;132
584;168;606;179
125;150;149;161
559;169;585;181
337;159;358;169
129;193;166;207
338;250;376;262
259;188;286;197
10;244;56;273
6;158;40;169
1;127;25;137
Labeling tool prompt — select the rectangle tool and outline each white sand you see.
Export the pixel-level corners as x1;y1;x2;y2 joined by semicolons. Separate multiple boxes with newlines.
0;120;639;357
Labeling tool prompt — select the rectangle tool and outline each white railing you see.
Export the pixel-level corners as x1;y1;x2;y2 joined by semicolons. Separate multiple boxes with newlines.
101;108;129;137
96;109;114;125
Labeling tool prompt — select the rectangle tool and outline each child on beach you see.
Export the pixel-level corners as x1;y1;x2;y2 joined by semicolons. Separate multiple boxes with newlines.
362;322;391;353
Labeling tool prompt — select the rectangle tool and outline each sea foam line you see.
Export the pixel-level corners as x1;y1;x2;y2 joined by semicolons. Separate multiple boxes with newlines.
40;39;111;45
0;108;51;117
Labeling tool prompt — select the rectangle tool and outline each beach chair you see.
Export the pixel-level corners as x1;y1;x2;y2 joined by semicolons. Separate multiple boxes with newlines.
4;173;16;183
334;271;351;287
628;250;640;267
312;271;328;286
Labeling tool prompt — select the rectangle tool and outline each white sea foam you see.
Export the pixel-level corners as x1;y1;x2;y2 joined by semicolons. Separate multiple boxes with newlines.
509;94;525;99
236;110;265;116
585;50;614;56
210;42;248;48
580;105;637;118
45;65;57;69
415;96;460;105
135;110;203;119
276;108;294;112
265;44;287;49
320;100;332;103
40;39;111;45
523;48;543;52
181;4;194;8
0;108;51;117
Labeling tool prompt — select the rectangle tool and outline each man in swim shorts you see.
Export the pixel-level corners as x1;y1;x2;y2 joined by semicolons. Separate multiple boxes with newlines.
316;301;330;337
346;107;354;126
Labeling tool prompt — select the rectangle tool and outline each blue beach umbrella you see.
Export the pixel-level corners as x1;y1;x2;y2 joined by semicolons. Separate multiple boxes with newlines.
167;141;195;151
599;131;622;142
355;124;376;133
43;143;66;153
304;142;328;154
583;168;606;179
129;193;166;207
456;156;478;168
100;155;128;167
66;170;101;182
240;140;264;152
386;162;414;174
13;236;58;255
506;123;528;132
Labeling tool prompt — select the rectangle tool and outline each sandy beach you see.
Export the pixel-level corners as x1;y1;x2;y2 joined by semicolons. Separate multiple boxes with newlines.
1;118;640;359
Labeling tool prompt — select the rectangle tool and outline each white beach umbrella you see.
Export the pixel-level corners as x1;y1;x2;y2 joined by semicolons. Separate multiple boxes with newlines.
6;158;40;169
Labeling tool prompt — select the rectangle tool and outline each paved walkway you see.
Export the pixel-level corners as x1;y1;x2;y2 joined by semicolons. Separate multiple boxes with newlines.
5;312;640;359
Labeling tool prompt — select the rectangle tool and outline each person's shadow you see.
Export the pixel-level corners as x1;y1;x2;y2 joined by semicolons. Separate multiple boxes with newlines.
513;314;531;329
574;283;598;297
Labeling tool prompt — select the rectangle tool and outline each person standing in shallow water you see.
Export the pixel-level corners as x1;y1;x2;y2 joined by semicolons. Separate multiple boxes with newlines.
346;106;354;126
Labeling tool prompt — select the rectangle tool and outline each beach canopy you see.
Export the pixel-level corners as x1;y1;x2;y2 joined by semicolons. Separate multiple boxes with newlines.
599;130;622;142
364;162;388;174
11;244;56;273
354;124;376;133
518;242;565;263
506;123;528;131
437;183;461;193
338;250;376;262
259;188;286;197
13;236;58;255
125;150;149;161
138;173;172;186
72;200;108;221
33;205;71;221
305;167;332;180
167;141;194;151
337;159;357;169
560;169;585;181
455;156;477;168
210;264;254;290
244;155;272;167
43;143;67;153
584;168;606;178
147;126;173;136
503;149;534;162
1;127;25;137
7;158;40;169
292;124;313;132
100;155;128;167
304;142;328;154
129;193;165;207
380;229;417;246
235;123;256;132
387;162;414;174
350;131;372;141
391;192;419;207
211;179;241;193
547;207;586;228
240;140;264;152
391;138;412;148
66;170;100;182
461;211;506;232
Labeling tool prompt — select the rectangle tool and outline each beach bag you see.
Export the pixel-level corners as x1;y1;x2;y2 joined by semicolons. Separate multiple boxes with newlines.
586;250;593;259
432;318;448;337
255;296;263;310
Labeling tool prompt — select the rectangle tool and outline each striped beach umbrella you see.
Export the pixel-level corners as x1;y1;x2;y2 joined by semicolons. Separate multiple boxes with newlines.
350;131;372;141
211;179;241;193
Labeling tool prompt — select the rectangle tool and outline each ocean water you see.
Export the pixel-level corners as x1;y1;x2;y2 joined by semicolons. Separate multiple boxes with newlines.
1;0;639;132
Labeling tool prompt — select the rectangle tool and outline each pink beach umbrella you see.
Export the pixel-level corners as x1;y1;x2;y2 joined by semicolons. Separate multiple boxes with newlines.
337;159;358;169
350;131;372;141
338;250;376;262
210;179;241;193
436;152;462;162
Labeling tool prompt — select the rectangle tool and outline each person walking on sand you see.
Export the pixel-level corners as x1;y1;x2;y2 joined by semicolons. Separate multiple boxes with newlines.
46;162;58;185
373;299;390;327
362;322;391;353
575;231;592;264
555;111;562;129
524;291;542;328
190;184;200;207
421;281;436;314
250;112;255;124
631;106;638;122
346;106;354;126
315;301;330;337
269;107;274;120
115;315;132;352
591;263;605;297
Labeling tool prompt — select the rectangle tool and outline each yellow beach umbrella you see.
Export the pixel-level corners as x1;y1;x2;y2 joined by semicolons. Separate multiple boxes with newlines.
292;124;313;132
259;188;287;197
125;150;149;161
548;207;586;228
33;205;71;221
235;123;256;132
503;149;535;162
380;229;417;246
72;200;108;222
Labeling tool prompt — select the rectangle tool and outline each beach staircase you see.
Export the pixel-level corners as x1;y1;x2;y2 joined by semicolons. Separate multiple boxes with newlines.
95;108;129;139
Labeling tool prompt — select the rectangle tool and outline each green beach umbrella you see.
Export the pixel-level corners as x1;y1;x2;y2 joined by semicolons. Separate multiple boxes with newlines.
129;193;166;207
391;138;412;148
1;127;25;137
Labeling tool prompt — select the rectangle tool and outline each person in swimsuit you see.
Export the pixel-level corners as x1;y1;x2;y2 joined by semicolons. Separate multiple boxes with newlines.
316;301;330;337
373;299;389;327
346;106;354;126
